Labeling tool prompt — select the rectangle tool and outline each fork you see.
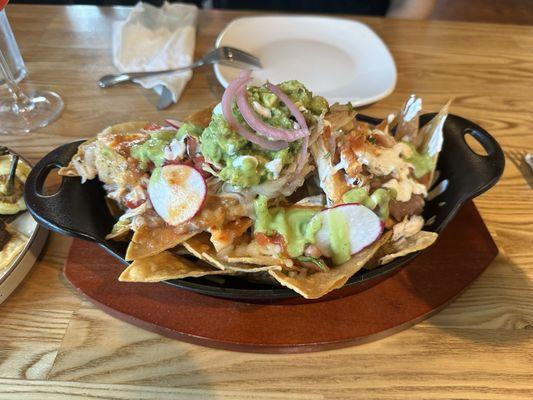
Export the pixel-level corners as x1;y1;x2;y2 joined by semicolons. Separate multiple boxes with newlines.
506;149;533;189
97;46;262;88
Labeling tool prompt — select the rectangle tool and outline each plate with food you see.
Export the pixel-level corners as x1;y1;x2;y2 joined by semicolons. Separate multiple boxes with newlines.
214;16;397;106
24;72;504;300
0;149;48;304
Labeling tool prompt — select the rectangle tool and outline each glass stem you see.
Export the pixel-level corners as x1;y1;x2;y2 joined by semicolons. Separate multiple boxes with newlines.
0;47;33;114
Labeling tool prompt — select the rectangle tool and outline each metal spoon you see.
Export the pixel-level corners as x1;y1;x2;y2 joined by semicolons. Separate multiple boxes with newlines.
97;46;262;88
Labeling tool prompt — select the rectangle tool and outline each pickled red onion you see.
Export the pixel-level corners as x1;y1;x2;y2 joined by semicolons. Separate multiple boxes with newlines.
265;82;309;136
235;85;308;141
221;71;287;151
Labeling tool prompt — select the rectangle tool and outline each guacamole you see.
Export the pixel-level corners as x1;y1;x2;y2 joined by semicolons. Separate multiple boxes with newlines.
201;114;299;187
129;124;202;170
200;81;328;188
254;196;322;258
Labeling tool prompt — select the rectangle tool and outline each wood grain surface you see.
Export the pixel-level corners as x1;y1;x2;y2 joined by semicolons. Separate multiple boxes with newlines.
1;4;532;399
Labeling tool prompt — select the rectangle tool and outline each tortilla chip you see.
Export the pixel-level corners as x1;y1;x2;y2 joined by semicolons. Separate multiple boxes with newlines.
203;253;281;273
417;100;452;187
395;95;422;143
208;217;252;252
269;234;390;299
125;225;198;261
0;228;28;271
378;231;438;265
58;138;97;178
185;103;217;128
101;121;150;137
182;232;213;259
119;251;231;282
223;255;281;266
57;163;79;177
183;232;282;273
105;224;130;241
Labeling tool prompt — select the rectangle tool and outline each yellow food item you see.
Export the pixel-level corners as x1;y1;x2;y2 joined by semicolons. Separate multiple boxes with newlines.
0;155;30;215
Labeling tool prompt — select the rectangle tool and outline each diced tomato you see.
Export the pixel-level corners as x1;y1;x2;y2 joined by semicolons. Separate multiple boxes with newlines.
143;122;162;131
254;232;287;255
124;198;146;209
255;232;270;246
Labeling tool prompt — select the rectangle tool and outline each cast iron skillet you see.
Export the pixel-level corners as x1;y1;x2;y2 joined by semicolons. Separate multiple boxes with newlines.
24;114;504;300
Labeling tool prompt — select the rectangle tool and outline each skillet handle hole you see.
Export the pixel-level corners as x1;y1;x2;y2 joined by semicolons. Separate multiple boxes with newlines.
464;129;489;157
36;164;64;197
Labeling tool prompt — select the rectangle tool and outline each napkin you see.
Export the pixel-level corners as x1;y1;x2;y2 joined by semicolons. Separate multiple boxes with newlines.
112;2;198;104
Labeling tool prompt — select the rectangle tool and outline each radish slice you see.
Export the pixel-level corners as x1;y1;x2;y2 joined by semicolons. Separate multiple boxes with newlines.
165;119;182;129
148;164;207;226
314;203;383;259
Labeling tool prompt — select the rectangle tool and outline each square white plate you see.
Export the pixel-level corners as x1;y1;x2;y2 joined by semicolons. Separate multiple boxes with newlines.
214;16;397;106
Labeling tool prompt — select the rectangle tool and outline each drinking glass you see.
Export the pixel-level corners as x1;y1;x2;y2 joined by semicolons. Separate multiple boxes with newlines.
0;9;64;134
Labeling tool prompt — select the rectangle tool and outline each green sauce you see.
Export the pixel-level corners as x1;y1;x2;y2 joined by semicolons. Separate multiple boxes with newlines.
342;188;390;220
254;196;322;257
404;142;434;179
327;209;351;265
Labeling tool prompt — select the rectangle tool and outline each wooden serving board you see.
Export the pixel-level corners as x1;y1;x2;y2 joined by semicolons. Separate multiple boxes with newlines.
63;201;498;353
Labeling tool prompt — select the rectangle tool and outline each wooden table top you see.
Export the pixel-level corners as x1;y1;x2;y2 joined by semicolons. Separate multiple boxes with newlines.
2;4;533;399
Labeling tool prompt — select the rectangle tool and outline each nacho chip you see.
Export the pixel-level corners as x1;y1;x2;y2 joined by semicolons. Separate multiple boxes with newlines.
203;252;281;273
182;232;213;259
395;95;422;143
223;255;282;266
184;232;282;273
119;251;231;282
269;234;390;299
125;225;198;261
185;103;217;128
378;231;438;265
105;222;131;241
208;217;252;252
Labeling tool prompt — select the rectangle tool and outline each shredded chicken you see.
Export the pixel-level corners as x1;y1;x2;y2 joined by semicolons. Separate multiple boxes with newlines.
392;215;424;241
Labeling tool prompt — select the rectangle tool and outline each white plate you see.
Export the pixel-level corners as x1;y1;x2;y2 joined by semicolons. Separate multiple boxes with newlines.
214;16;397;106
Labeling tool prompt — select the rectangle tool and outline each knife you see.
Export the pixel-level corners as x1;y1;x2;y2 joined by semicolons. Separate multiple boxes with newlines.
157;86;174;110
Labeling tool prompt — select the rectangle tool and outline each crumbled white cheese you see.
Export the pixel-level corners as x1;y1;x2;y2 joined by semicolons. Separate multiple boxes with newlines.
252;101;272;118
164;138;187;161
265;158;283;179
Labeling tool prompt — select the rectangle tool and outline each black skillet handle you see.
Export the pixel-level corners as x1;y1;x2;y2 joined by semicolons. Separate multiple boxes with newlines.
422;113;505;232
24;140;115;244
429;113;504;199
